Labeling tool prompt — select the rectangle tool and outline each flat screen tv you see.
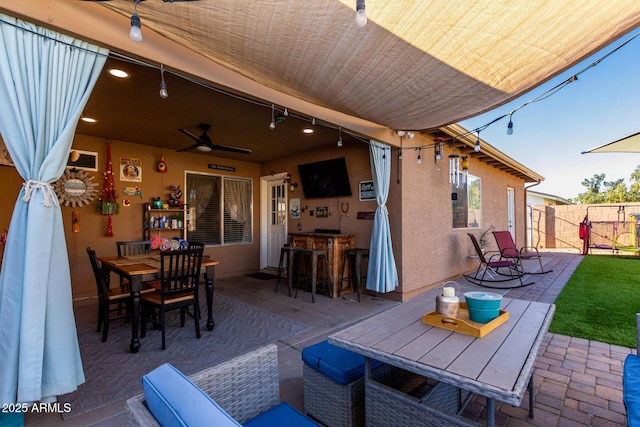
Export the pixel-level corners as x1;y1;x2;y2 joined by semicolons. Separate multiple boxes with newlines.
298;157;352;199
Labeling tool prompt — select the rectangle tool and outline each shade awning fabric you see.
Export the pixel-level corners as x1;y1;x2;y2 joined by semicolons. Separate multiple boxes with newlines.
95;0;640;132
582;131;640;154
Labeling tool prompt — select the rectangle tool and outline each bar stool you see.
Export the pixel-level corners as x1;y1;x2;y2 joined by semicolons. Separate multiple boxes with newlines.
275;246;302;297
296;249;332;303
340;248;369;302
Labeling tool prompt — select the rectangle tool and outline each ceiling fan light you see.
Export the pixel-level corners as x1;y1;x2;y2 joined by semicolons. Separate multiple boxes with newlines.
196;145;212;152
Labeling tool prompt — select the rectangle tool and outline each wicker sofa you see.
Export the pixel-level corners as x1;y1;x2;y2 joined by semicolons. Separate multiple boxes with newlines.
126;344;315;426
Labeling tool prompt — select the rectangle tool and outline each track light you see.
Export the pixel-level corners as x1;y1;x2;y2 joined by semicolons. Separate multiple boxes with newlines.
283;108;289;116
507;115;514;135
159;65;168;99
355;0;367;27
474;132;481;152
311;118;316;126
269;105;276;130
129;0;143;42
337;127;343;147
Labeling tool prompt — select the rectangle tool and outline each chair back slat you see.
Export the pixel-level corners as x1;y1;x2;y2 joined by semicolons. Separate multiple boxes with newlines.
493;231;519;258
159;248;203;298
117;240;152;256
467;233;487;264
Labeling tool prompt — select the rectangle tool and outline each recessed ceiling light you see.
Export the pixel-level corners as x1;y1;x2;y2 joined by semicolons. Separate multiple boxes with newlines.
108;68;130;78
81;116;97;123
303;128;314;134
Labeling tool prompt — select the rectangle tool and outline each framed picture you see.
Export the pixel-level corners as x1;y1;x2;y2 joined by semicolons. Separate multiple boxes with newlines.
316;207;328;218
359;180;376;201
120;157;142;182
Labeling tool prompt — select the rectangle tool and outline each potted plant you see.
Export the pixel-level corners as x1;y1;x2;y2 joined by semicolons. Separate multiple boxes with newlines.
478;225;495;253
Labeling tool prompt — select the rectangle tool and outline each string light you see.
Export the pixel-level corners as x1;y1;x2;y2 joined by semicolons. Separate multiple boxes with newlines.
159;65;168;98
474;132;481;152
355;0;367;28
337;127;343;147
417;148;422;164
129;0;143;42
506;114;513;135
269;104;276;130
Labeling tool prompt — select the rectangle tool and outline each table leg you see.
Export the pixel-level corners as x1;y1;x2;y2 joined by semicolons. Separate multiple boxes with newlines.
205;265;215;331
129;276;142;353
486;397;495;427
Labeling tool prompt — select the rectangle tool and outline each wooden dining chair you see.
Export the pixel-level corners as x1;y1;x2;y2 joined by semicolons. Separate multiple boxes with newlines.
116;240;152;256
87;247;130;342
140;247;204;350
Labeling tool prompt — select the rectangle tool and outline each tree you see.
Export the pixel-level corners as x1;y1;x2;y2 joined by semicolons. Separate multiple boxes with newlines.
572;166;640;204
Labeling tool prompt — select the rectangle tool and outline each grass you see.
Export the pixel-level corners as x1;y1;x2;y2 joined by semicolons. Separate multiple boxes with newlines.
548;254;640;348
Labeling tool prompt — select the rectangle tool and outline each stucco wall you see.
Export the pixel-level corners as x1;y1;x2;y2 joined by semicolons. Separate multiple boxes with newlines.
394;144;528;301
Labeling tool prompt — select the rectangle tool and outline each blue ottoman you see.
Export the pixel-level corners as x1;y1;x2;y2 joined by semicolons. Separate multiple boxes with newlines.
302;340;383;427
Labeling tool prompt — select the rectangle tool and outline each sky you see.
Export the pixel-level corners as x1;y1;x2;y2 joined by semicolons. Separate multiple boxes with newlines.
459;30;640;201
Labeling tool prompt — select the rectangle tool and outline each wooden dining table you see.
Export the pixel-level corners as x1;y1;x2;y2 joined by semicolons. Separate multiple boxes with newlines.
98;253;219;353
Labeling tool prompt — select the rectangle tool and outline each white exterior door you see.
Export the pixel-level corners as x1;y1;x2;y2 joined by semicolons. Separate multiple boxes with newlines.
264;179;287;269
507;187;515;239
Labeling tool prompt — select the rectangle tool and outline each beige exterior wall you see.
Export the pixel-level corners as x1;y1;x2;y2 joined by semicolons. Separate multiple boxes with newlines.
0;135;531;302
395;144;528;301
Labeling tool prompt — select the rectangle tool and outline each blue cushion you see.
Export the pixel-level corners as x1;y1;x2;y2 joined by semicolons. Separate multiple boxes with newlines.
243;402;320;427
301;340;382;385
142;363;241;427
624;354;640;427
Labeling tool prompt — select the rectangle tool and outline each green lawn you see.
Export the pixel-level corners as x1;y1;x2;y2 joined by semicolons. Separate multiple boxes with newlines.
549;254;640;348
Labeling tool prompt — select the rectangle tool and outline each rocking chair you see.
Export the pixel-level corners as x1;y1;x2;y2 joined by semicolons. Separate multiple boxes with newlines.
492;230;549;275
464;233;532;289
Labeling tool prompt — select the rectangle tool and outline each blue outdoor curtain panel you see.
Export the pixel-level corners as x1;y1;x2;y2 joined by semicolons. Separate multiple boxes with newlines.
0;14;107;404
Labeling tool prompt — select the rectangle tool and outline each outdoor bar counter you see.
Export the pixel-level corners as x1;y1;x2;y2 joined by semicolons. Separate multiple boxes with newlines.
288;232;355;298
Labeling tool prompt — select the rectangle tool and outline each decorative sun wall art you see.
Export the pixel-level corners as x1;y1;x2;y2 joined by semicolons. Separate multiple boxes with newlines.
53;168;99;207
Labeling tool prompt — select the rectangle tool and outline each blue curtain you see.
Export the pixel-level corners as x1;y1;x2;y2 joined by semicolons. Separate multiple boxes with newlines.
0;15;107;404
366;141;399;293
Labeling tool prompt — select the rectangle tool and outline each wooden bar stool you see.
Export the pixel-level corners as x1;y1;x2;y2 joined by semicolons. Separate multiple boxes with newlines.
340;248;369;302
296;249;331;303
275;246;302;297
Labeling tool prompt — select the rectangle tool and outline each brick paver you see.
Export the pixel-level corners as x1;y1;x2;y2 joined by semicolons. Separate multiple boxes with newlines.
463;252;629;426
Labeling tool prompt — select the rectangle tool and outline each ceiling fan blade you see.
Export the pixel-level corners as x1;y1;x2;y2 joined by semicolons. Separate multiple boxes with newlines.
178;128;204;145
210;144;252;155
177;143;199;152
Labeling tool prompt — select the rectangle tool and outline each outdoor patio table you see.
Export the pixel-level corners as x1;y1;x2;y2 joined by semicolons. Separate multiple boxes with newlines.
98;253;219;353
329;296;555;427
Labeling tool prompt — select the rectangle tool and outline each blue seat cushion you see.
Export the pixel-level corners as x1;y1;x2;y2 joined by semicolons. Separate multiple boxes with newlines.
142;363;241;427
302;340;382;385
624;354;640;427
243;402;320;427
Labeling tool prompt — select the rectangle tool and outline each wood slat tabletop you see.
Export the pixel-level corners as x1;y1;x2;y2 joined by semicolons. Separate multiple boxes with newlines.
330;296;555;405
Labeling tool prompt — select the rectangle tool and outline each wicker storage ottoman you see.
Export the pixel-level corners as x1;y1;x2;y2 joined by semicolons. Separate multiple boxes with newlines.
365;366;478;427
303;340;386;427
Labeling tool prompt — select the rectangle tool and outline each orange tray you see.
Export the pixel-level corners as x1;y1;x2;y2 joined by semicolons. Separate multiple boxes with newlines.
422;302;509;338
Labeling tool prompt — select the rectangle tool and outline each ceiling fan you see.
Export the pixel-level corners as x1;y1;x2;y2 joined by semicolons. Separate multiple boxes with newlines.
177;124;252;155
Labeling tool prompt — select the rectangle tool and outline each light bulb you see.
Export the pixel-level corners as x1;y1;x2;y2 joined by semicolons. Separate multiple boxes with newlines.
337;137;343;147
398;152;403;160
130;13;142;42
269;120;276;130
474;140;481;152
269;104;276;129
397;130;405;137
436;152;442;161
159;81;168;99
407;132;414;140
417;155;422;164
355;0;367;28
507;119;514;135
